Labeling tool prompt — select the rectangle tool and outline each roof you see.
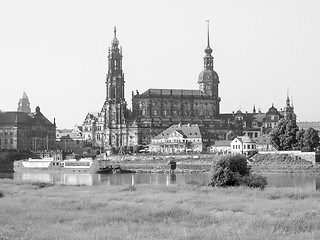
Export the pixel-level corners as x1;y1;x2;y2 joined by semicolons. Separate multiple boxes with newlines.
56;129;82;139
139;89;204;97
254;134;271;145
153;124;202;140
213;140;232;146
236;135;255;144
0;111;54;126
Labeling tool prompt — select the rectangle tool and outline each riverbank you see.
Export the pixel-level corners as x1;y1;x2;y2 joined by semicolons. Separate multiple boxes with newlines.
112;153;320;175
0;179;320;240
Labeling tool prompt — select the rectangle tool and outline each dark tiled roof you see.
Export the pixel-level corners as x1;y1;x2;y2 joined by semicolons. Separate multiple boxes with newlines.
139;88;203;97
0;111;54;126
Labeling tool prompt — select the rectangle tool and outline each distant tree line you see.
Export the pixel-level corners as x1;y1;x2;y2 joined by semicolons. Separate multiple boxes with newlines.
270;119;320;152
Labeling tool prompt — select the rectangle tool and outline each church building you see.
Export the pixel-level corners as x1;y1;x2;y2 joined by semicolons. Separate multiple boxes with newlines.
82;25;296;150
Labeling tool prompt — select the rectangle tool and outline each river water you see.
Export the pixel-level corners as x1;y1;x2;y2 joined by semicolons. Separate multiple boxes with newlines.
1;172;320;190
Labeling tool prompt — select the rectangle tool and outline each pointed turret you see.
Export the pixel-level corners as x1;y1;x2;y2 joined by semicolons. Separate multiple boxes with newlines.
284;89;296;122
17;91;31;113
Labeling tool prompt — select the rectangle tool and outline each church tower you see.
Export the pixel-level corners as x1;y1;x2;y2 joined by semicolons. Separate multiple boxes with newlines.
283;90;296;122
17;91;31;113
102;27;128;147
198;21;221;117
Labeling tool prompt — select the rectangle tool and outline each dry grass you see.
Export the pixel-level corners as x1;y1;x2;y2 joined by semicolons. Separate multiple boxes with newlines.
1;179;320;240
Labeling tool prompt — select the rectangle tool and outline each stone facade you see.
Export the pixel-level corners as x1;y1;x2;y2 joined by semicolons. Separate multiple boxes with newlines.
0;106;56;151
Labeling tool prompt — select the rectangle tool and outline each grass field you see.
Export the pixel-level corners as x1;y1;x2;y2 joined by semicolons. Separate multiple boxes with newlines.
1;179;320;240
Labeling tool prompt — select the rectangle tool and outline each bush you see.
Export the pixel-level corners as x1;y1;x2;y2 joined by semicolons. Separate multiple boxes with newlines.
238;174;267;190
0;190;4;198
209;154;267;189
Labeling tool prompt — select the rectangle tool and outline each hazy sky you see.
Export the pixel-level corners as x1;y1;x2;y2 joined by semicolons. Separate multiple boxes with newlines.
1;0;320;128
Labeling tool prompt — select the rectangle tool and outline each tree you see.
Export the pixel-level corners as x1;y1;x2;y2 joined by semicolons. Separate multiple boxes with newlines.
302;128;320;152
270;119;299;150
295;128;305;150
209;155;267;189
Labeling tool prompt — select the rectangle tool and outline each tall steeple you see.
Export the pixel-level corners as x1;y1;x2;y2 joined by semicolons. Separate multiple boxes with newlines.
197;20;220;117
204;20;214;70
103;27;128;147
106;26;124;102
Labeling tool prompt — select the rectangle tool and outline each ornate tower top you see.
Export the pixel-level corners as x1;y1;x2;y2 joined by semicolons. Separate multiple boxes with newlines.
105;27;125;103
17;91;31;113
112;26;119;47
203;20;214;70
198;21;219;87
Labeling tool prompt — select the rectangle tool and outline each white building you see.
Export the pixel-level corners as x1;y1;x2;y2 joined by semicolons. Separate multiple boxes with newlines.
230;135;257;155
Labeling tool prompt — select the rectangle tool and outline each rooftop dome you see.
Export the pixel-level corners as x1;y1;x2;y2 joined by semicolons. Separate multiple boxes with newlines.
198;69;219;83
267;104;278;115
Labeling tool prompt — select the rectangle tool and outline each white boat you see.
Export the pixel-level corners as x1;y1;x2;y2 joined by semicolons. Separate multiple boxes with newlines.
14;157;112;173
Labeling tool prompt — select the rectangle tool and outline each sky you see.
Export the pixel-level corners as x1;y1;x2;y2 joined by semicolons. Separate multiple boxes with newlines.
1;0;320;128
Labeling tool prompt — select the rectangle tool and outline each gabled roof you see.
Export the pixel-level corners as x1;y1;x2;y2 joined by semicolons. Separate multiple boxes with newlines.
56;128;82;139
235;135;255;144
153;124;202;140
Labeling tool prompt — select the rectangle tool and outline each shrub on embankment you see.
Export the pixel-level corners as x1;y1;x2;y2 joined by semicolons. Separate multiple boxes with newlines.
209;155;267;189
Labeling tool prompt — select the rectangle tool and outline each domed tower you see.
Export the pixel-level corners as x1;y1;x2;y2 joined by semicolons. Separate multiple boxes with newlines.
17;91;31;113
198;21;220;116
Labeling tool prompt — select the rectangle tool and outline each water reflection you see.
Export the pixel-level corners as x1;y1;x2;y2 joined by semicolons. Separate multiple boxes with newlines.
1;172;320;190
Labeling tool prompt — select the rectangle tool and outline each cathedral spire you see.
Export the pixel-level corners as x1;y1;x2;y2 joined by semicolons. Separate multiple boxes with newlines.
203;20;213;70
207;20;210;49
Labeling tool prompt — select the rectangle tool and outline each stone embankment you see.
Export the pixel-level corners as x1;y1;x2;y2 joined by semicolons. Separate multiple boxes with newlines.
251;153;320;175
108;154;220;173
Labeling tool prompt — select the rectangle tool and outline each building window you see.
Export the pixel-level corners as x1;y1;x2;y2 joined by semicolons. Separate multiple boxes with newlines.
10;139;13;144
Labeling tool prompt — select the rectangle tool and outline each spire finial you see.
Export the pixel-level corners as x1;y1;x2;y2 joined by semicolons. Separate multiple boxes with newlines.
206;20;210;48
114;26;117;38
286;87;290;106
